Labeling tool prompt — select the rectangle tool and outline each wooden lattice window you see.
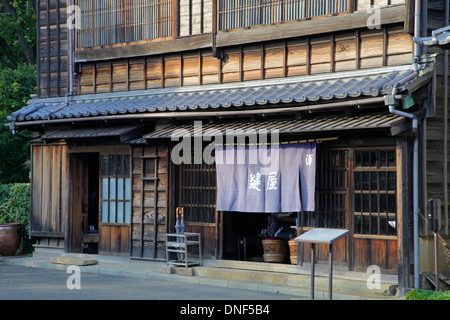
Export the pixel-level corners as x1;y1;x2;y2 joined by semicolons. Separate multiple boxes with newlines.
178;159;216;224
302;149;348;229
76;0;174;49
353;149;397;236
218;0;352;31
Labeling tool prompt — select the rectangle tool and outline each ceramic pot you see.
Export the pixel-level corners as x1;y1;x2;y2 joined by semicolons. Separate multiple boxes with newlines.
0;223;21;256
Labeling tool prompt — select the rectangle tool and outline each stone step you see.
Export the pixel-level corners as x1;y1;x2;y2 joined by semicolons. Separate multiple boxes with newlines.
190;260;398;298
50;256;97;266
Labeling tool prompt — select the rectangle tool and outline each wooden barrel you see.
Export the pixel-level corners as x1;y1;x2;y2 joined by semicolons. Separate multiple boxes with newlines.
288;239;298;264
262;238;284;262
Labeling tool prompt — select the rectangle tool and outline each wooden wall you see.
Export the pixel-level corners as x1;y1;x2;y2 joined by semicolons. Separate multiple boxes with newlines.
38;0;70;98
299;237;348;265
100;225;130;254
131;144;169;260
293;238;398;271
354;238;398;270
425;0;450;236
30;142;69;240
76;24;413;95
36;0;411;99
179;0;213;36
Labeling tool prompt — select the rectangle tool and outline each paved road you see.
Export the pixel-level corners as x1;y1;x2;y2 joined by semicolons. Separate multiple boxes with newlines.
0;264;296;301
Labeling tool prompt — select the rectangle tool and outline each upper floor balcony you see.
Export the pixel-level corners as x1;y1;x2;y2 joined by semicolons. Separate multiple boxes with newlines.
218;0;350;31
36;0;410;98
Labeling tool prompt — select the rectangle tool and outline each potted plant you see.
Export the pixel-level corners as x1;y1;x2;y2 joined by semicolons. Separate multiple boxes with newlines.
0;184;30;256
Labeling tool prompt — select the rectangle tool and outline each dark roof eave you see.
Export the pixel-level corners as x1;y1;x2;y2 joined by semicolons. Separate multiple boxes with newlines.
10;96;400;129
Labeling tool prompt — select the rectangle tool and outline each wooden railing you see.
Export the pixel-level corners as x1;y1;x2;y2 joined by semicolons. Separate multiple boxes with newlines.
76;0;175;49
74;0;356;49
218;0;353;31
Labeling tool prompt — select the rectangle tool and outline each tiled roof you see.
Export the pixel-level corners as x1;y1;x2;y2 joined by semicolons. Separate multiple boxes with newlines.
40;124;151;142
414;25;450;49
142;112;404;141
10;65;424;123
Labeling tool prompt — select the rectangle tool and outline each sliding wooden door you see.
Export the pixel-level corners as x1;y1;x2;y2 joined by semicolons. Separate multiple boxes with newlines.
99;153;131;254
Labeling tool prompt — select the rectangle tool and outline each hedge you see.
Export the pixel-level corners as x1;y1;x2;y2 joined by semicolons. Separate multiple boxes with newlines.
405;289;450;300
0;183;33;255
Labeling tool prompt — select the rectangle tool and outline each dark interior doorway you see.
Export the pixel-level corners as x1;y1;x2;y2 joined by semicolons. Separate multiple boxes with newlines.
85;153;99;253
70;152;99;254
222;212;295;262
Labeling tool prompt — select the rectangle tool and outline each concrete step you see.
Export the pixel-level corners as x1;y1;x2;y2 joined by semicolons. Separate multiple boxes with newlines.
191;259;398;299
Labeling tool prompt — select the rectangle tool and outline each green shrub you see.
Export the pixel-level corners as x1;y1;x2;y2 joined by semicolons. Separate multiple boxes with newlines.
0;183;33;255
405;289;450;300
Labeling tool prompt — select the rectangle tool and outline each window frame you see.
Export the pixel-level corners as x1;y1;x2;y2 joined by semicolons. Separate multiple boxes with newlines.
75;0;176;49
100;153;132;225
352;148;398;238
178;159;217;225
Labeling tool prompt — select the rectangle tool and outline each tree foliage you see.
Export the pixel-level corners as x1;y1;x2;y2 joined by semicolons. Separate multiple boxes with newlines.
0;63;36;114
0;183;33;255
0;0;36;69
0;0;36;183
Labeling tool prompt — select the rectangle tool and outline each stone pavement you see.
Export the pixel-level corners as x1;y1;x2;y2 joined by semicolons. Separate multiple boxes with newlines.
0;251;401;300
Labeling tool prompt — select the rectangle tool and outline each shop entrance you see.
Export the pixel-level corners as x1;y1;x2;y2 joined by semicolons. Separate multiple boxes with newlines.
69;152;99;254
222;212;297;262
173;144;399;270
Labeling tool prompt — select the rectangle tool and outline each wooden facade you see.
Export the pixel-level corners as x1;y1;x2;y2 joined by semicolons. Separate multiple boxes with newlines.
37;0;410;98
18;0;450;293
131;144;170;259
38;0;69;98
30;142;69;249
73;24;413;95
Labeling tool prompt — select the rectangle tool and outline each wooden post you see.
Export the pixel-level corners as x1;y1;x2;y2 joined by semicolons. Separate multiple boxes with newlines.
311;243;315;300
434;232;439;291
329;243;333;300
153;146;159;259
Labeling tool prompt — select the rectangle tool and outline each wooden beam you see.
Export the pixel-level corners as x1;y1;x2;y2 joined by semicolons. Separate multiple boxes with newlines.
30;231;65;238
75;34;212;63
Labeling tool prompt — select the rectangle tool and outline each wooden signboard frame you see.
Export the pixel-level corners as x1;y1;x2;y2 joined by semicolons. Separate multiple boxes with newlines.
294;228;350;300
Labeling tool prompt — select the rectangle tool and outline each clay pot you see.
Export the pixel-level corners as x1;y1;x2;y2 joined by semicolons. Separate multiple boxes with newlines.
0;223;22;256
262;237;284;262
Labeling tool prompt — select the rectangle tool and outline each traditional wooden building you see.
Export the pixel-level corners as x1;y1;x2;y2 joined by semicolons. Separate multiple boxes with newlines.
8;0;449;294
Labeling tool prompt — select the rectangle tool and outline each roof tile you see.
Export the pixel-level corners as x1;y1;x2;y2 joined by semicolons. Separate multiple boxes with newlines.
10;65;427;123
